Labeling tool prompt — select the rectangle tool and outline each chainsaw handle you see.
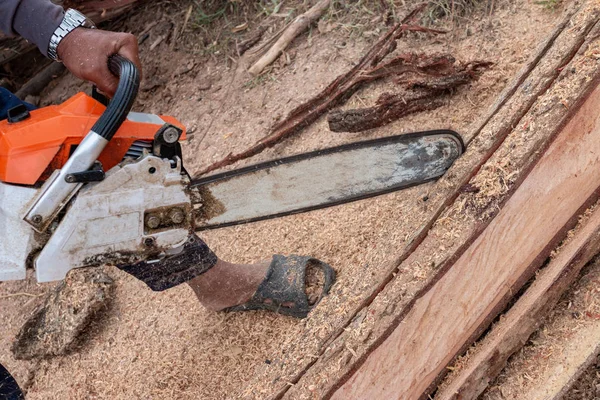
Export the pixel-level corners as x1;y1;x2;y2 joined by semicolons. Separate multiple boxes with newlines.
91;54;140;141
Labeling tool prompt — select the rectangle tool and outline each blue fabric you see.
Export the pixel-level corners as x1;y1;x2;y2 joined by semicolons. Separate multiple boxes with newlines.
0;362;24;399
0;87;37;120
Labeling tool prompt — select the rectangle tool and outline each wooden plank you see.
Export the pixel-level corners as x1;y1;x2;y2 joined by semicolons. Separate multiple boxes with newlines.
331;52;600;400
276;3;600;399
481;257;600;400
435;203;600;399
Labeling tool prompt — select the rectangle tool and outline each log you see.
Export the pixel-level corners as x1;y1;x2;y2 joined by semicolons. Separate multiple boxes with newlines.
435;203;600;399
268;2;600;399
248;0;331;76
332;55;600;399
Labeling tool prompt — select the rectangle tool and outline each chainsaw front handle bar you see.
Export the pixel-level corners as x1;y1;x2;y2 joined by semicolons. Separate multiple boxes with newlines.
92;54;140;141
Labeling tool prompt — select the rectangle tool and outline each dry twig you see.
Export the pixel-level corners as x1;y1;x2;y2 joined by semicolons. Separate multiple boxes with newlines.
237;27;267;56
248;0;331;75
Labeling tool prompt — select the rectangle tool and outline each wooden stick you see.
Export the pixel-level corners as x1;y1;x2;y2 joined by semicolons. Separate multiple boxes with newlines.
15;62;65;100
248;0;331;76
436;203;600;399
328;62;491;132
237;27;266;56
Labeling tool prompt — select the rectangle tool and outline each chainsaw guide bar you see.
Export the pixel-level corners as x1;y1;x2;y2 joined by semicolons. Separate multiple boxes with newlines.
192;130;464;230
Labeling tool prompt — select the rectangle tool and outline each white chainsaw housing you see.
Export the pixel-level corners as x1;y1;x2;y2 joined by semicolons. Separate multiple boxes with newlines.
0;154;192;283
0;183;40;280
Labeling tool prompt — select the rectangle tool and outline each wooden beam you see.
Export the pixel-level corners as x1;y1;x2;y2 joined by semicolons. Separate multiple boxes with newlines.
482;257;600;400
331;47;600;400
273;3;600;399
435;203;600;399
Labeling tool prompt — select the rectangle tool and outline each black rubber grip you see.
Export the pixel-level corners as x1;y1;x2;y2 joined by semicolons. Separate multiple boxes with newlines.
91;55;140;140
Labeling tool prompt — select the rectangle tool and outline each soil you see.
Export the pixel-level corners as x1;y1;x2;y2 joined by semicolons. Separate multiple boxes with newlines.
0;0;565;398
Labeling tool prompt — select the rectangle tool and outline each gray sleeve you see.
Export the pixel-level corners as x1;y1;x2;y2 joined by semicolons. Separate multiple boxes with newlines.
0;0;64;57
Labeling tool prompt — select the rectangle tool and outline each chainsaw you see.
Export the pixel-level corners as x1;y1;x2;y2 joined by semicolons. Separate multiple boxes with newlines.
0;56;464;285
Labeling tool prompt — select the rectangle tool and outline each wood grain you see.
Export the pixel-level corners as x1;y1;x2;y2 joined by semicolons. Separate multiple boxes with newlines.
331;69;600;400
480;256;600;400
436;203;600;399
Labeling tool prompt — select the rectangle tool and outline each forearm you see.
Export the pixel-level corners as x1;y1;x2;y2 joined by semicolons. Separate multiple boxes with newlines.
0;0;64;56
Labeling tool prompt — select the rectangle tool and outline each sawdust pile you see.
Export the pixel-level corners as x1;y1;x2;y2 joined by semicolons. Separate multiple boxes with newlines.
11;269;114;360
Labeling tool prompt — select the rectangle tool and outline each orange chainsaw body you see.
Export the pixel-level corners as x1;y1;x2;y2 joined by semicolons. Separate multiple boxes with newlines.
0;92;185;185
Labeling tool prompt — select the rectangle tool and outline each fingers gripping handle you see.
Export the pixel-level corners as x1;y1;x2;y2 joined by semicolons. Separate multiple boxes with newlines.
92;55;140;140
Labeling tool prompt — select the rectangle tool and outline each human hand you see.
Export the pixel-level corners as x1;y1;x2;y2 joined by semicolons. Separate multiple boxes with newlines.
57;28;142;97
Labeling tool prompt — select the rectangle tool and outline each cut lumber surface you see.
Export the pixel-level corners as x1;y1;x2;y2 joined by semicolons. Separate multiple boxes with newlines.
481;257;600;400
274;3;600;399
435;202;600;399
332;56;600;399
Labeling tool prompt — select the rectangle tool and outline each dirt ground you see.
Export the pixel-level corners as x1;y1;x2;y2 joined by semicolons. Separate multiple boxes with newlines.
0;0;566;398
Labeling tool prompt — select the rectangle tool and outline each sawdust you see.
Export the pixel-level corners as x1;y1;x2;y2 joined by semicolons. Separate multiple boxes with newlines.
11;269;114;360
304;260;325;306
0;0;563;398
564;354;600;400
196;186;227;222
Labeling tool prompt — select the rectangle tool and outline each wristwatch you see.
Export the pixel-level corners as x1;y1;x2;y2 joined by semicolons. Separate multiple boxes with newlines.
47;9;96;62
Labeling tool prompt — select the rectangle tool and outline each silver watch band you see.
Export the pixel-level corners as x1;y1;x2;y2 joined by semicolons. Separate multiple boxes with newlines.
47;9;96;62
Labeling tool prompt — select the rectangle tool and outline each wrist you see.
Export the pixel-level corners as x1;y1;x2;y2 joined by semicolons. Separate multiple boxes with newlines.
56;27;83;62
48;9;96;62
